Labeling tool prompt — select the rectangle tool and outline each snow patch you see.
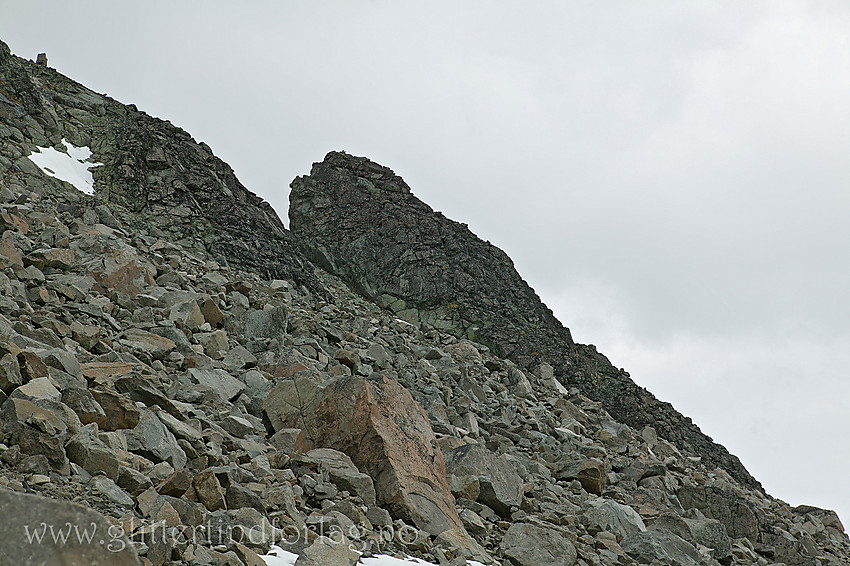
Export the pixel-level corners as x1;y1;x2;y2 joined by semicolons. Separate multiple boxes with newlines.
28;138;103;195
258;546;493;566
259;546;299;566
360;556;442;566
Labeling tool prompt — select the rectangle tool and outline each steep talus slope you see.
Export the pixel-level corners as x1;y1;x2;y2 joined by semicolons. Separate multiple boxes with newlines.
1;39;848;566
290;151;759;492
0;40;327;299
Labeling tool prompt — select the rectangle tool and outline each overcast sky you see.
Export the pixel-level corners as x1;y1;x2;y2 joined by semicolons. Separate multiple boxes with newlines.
4;1;849;527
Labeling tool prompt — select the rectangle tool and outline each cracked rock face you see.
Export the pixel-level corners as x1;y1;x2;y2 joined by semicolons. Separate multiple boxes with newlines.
289;151;761;492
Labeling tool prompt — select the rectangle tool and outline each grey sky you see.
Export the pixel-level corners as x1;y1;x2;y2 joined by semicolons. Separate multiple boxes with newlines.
4;1;849;526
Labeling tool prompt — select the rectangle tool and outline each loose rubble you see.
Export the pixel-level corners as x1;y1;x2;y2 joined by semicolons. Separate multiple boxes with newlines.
0;37;848;566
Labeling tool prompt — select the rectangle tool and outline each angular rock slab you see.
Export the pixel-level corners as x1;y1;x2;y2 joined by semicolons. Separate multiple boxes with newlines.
125;410;187;468
500;522;577;566
434;527;494;564
239;305;289;340
581;497;646;541
316;375;461;535
443;443;523;518
677;483;759;539
294;535;359;566
187;368;246;403
299;448;376;505
119;328;176;360
650;511;731;562
685;517;731;562
194;469;227;512
556;456;607;495
0;352;23;393
263;377;325;433
66;424;120;481
1;397;69;473
621;529;701;566
0;487;140;565
265;374;462;536
269;428;312;455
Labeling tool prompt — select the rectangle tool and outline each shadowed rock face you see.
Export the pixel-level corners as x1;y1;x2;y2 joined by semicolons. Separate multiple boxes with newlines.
0;40;327;299
290;151;762;492
289;151;573;364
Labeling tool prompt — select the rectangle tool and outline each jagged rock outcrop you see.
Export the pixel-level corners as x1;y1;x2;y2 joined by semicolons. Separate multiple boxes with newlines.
290;151;760;492
289;151;572;358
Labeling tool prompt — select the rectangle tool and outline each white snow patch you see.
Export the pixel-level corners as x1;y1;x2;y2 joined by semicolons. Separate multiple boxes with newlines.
259;545;299;566
359;556;437;566
258;546;493;566
28;138;103;195
358;556;492;566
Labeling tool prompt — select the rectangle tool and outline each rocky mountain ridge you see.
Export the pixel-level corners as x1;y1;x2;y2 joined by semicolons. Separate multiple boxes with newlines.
0;39;327;300
0;39;847;566
289;151;757;492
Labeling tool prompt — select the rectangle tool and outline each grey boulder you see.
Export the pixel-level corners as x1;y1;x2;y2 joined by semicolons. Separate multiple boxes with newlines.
444;443;523;518
621;529;701;566
500;522;577;566
0;488;140;565
125;410;187;468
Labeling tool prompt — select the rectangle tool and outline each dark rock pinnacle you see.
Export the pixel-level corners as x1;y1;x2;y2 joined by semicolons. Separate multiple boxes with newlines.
290;150;763;492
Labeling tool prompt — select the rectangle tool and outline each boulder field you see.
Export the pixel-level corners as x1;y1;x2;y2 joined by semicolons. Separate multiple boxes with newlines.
0;38;847;566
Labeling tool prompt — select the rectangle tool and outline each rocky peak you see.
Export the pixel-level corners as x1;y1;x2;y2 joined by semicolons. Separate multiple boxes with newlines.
291;151;762;493
319;150;413;194
290;150;571;356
